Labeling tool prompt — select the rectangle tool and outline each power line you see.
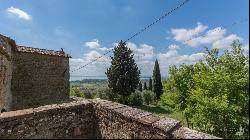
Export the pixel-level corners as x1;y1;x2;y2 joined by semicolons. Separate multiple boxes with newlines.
125;0;190;42
70;17;248;73
70;0;190;73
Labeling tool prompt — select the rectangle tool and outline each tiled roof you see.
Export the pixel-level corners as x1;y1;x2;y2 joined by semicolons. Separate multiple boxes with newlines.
17;46;71;58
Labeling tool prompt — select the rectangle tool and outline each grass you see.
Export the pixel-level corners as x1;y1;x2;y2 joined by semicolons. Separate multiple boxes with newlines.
135;101;187;127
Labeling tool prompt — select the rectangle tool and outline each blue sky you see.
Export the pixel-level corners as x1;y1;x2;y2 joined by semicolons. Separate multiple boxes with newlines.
0;0;249;80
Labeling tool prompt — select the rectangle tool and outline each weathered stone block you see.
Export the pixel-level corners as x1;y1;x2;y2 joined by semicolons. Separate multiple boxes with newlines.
152;117;180;134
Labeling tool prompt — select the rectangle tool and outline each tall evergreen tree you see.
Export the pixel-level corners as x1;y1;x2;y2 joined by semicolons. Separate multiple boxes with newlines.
106;40;140;103
152;59;163;99
149;78;153;91
138;81;143;92
143;82;148;90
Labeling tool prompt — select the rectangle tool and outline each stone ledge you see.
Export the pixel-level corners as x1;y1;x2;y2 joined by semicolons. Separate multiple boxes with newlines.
152;117;181;134
0;100;92;122
1;98;221;139
172;127;221;139
0;108;34;122
90;98;220;139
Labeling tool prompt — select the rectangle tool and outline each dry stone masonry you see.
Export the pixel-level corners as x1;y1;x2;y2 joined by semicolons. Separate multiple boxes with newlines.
0;34;71;111
0;35;16;112
0;98;220;139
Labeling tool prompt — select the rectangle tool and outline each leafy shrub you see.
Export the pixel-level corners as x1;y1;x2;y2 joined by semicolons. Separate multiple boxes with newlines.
128;90;143;106
96;88;118;101
161;40;249;139
142;90;155;105
70;87;84;97
84;91;96;99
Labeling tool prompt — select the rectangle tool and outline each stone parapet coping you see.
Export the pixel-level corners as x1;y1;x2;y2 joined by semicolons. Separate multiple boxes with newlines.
0;97;221;139
89;98;220;139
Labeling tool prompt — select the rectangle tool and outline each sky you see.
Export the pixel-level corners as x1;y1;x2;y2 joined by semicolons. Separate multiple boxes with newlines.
0;0;249;80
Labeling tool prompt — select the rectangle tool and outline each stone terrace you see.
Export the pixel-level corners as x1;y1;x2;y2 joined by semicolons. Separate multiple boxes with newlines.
0;97;220;139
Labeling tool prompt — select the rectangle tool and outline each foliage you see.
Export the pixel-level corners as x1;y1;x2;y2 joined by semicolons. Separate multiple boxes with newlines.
128;90;143;106
138;81;142;91
153;60;163;99
148;78;153;91
70;87;84;97
143;82;148;90
142;90;155;105
95;87;118;101
84;91;96;99
161;40;249;139
106;40;140;104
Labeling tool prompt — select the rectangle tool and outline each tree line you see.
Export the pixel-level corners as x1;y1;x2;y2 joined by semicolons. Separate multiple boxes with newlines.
105;40;249;139
106;40;163;104
71;39;249;139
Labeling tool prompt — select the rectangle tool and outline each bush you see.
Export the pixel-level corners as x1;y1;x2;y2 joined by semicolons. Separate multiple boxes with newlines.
142;90;155;105
84;91;96;99
128;90;143;106
161;41;249;139
70;87;84;97
96;88;118;101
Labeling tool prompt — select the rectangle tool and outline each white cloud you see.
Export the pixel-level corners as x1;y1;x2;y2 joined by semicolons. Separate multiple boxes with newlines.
186;27;226;47
84;39;112;51
85;39;100;49
125;42;155;61
70;51;111;78
7;6;31;21
243;43;249;55
212;34;242;49
158;44;205;76
170;22;242;48
71;41;156;78
71;41;207;79
171;22;208;42
168;44;180;50
244;43;249;51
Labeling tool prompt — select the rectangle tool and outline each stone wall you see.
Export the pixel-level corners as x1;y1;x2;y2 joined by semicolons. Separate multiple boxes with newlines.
92;99;219;139
0;98;220;139
11;51;70;110
0;36;14;111
0;99;96;139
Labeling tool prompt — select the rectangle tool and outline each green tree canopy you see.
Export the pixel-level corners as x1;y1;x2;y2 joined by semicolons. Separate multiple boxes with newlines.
143;82;148;90
138;81;143;92
106;40;140;104
153;59;163;99
149;78;153;91
161;40;249;139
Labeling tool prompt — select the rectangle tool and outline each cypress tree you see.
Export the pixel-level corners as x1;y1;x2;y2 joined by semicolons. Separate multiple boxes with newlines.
143;82;148;90
138;81;143;92
106;40;140;104
148;78;152;91
152;59;163;99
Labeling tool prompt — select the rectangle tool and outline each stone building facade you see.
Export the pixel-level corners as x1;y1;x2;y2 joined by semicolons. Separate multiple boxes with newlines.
0;34;16;111
0;34;71;111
